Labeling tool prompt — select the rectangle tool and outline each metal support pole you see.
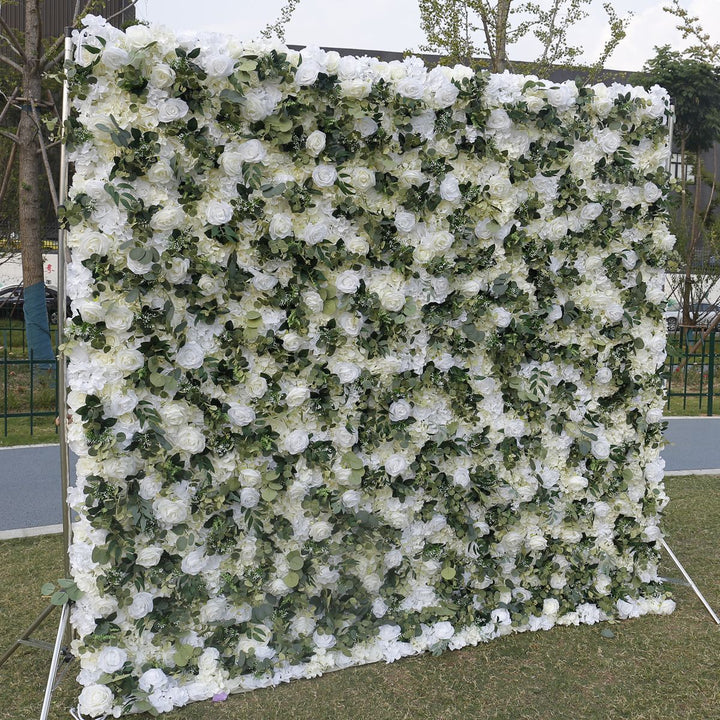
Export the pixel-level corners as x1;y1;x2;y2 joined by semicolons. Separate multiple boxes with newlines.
662;538;720;625
58;31;73;584
39;602;71;720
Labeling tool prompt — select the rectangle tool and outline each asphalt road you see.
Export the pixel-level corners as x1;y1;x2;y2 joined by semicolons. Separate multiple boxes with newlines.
0;417;718;537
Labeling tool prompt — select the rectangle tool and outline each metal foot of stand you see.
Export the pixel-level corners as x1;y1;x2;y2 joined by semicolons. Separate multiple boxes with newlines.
0;605;56;667
40;602;73;720
662;538;720;625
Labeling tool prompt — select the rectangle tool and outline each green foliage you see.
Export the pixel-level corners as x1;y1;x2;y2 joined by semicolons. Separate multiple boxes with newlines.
644;45;720;153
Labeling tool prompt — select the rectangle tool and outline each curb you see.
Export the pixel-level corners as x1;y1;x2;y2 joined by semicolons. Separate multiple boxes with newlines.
0;524;62;541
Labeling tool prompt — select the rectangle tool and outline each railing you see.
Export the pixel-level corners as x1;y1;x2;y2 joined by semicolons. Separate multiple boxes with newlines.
1;322;59;438
665;327;720;416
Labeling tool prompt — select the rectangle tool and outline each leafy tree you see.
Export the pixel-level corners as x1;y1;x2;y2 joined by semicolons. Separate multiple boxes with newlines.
0;0;137;360
644;45;720;325
416;0;630;74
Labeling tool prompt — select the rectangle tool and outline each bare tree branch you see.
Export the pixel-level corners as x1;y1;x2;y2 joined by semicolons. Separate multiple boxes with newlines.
0;129;19;143
0;87;21;126
0;13;28;63
29;96;59;211
0;53;24;74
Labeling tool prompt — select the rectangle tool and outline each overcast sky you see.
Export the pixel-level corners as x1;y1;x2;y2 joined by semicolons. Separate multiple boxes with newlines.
135;0;719;72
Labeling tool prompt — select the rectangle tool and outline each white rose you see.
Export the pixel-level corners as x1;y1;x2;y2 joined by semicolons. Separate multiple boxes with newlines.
310;520;333;541
336;270;362;294
351;167;376;191
176;341;205;369
460;279;482;297
205;200;233;226
149;63;175;88
269;213;294;239
158;98;189;123
595;367;612;384
128;592;154;619
543;598;560;616
296;58;321;85
228;404;255;426
433;621;455;640
334;362;361;383
147;161;174;185
439;174;462;202
566;475;588;492
487;108;512;130
138;669;168;692
153;497;189;525
341;78;371;99
286;386;311;407
345;235;369;255
452;467;471;488
338;313;363;336
396;76;425;99
305;130;326;157
341;490;362;509
591;438;611;460
284;429;310;454
385;454;408;477
643;182;662;203
302;221;329;245
355;116;378;137
546;83;577;110
312;164;337;187
302;290;325;313
236;139;266;164
377;287;405;312
580;203;603;222
240;487;261;508
101;45;130;69
78;685;114;717
175;426;206;454
282;332;303;351
492;307;512;328
389;399;412;421
220;150;245;176
96;646;127;673
204;53;235;77
395;210;416;233
135;546;163;567
247;375;268;398
181;548;207;575
104;304;134;331
595;127;622;154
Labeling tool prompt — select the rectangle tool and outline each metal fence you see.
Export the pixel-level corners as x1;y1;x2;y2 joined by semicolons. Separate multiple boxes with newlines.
665;327;720;416
2;323;720;438
1;321;59;437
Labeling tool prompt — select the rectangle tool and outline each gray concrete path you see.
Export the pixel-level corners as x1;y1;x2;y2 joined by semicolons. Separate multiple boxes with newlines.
0;417;718;537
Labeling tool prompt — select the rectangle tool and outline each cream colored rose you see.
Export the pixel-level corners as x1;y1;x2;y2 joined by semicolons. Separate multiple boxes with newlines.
305;130;326;157
78;685;114;717
312;164;337;187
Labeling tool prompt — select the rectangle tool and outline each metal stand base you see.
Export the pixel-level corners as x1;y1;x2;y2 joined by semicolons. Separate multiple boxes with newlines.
0;603;75;720
662;538;720;625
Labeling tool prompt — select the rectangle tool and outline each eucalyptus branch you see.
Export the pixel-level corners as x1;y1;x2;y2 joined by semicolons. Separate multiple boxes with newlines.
663;0;720;64
260;0;301;42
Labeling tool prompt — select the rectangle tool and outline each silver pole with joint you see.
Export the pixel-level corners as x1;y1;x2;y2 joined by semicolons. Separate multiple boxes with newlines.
39;29;75;720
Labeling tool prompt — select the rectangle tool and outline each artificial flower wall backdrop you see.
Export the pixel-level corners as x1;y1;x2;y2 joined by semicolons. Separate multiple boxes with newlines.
64;16;674;717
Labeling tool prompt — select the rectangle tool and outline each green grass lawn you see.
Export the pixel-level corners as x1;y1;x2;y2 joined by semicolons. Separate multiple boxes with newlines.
1;476;719;720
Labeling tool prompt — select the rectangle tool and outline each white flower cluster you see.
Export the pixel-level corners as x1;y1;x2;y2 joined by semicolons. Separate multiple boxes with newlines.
66;17;674;718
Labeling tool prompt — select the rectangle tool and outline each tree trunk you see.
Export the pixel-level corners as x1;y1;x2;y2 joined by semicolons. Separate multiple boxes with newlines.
494;0;511;72
19;0;54;362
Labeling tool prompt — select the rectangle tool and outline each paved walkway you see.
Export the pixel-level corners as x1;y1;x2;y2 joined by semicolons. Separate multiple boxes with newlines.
0;417;718;538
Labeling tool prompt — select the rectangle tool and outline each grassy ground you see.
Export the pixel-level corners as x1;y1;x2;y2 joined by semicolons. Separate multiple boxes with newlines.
0;476;718;720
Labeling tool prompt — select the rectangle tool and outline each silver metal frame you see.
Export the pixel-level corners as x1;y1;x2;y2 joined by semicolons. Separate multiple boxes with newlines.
39;31;75;720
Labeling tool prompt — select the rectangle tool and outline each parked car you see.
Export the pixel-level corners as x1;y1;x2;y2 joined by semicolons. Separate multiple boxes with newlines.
0;284;70;325
664;301;720;332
